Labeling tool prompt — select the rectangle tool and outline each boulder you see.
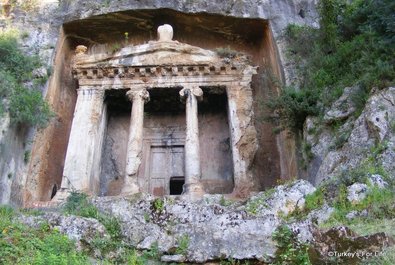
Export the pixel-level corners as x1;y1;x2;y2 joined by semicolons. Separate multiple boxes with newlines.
19;212;110;251
310;226;394;264
347;183;368;204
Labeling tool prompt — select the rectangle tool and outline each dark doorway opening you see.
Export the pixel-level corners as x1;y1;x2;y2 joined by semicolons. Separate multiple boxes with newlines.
170;177;184;195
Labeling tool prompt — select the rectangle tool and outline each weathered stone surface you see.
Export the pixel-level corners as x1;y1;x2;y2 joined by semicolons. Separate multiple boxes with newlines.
310;226;394;265
306;204;334;225
160;254;185;263
88;180;316;263
19;212;110;251
347;183;368;204
368;174;388;188
323;86;359;123
305;87;395;185
248;179;316;216
60;88;106;194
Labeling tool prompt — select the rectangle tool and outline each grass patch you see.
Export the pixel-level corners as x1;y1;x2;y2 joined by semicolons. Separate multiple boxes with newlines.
322;185;395;227
245;188;275;215
63;192;121;240
0;206;89;265
289;187;325;220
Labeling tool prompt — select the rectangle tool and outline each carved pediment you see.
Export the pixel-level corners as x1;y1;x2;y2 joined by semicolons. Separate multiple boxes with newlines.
74;41;226;69
72;24;257;87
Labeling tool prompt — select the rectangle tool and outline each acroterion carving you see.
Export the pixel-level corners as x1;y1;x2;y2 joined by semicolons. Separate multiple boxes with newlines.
157;24;173;41
75;45;87;55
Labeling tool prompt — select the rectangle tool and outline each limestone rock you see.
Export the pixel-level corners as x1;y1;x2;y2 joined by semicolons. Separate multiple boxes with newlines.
87;180;317;263
310;226;394;264
249;179;316;216
323;86;358;123
161;254;185;263
347;183;368;204
18;212;110;251
368;174;388;188
307;204;334;225
345;210;368;220
365;87;395;142
92;195;279;263
305;87;395;185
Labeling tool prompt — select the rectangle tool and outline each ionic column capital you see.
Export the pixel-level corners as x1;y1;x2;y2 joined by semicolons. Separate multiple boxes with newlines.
126;88;150;103
179;86;203;102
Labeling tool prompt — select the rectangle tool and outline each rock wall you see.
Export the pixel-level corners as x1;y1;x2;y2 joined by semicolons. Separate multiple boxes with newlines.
0;0;320;205
303;87;395;185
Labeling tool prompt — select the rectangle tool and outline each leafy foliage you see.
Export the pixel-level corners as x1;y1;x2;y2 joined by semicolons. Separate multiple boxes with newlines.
289;187;325;220
0;28;52;127
63;192;121;240
272;224;311;265
266;87;320;132
176;234;190;255
268;0;395;132
0;206;88;265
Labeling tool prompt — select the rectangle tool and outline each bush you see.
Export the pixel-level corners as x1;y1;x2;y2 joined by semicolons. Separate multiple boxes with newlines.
9;86;53;127
269;0;395;132
0;28;53;127
0;205;88;265
63;192;122;240
272;224;311;265
267;87;320;132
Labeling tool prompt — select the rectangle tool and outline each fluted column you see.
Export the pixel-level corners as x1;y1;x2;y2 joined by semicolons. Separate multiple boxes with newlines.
60;87;106;194
179;86;204;197
122;88;150;194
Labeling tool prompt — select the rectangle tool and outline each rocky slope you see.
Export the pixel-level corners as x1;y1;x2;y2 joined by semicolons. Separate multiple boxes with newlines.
16;179;394;264
304;87;395;185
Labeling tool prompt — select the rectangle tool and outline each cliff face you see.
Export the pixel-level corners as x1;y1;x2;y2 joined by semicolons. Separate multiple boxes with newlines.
0;0;319;205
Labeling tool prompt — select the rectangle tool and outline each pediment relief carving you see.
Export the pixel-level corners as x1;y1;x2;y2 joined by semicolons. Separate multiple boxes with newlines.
72;24;256;86
74;41;250;69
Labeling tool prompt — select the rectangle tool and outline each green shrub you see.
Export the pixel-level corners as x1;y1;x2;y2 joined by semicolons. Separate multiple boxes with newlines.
64;192;122;240
176;234;190;255
0;28;53;127
289;187;325;220
266;87;320;132
272;224;311;265
152;198;164;213
0;205;88;265
269;0;395;132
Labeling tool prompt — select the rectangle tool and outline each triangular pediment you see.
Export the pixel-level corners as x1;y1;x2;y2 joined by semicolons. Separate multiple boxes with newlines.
74;41;225;69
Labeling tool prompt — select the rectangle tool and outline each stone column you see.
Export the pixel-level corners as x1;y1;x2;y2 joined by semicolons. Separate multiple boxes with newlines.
60;87;106;194
122;88;150;194
226;66;258;197
179;86;205;197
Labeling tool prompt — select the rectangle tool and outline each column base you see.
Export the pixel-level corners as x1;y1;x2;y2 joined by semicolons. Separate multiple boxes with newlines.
51;188;72;204
182;183;205;199
120;177;140;195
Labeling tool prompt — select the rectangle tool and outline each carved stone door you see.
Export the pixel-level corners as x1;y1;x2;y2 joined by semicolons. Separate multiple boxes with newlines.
149;145;184;196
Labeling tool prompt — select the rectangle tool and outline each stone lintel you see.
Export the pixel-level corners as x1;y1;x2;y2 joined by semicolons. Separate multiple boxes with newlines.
77;76;242;89
73;65;242;80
